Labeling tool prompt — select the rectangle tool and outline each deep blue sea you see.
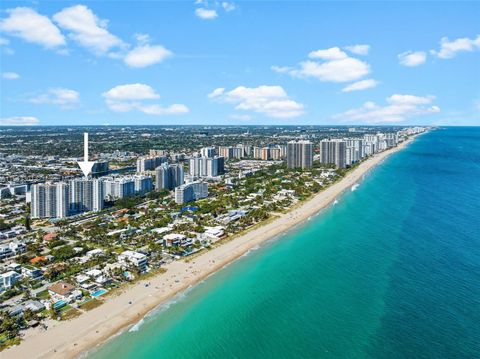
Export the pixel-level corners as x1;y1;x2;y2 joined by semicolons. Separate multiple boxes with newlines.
89;127;480;359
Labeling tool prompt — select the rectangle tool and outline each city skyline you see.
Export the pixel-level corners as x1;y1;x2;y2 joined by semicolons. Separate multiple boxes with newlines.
0;123;431;358
1;1;479;127
0;2;478;357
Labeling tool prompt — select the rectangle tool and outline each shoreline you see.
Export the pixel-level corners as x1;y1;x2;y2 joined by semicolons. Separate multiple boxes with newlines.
2;135;419;359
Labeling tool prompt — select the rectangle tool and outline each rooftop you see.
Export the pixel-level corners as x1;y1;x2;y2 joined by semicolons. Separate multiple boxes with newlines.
48;281;75;296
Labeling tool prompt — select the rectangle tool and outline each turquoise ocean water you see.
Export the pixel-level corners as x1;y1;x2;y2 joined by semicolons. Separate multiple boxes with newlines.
89;127;480;359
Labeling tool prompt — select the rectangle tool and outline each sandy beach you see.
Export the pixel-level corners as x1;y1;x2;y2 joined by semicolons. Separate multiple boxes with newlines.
2;136;418;359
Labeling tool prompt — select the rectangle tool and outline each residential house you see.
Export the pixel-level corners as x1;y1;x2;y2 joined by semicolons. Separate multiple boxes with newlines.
1;271;21;289
22;266;43;280
162;233;191;247
118;251;148;272
24;300;45;312
48;281;82;302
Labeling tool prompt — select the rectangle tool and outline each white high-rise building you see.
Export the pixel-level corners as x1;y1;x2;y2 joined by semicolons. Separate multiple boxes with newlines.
45;184;56;218
189;157;204;177
385;133;398;148
55;182;70;218
253;146;262;159
232;147;243;159
31;183;46;218
156;163;184;190
286;140;313;169
70;178;92;213
133;175;153;195
200;147;216;158
92;179;104;212
136;156;167;173
319;140;347;168
31;179;105;218
237;144;252;157
206;158;217;177
174;182;208;204
346;139;365;164
363;134;378;156
217;145;250;159
70;178;104;213
270;146;283;160
189;156;224;177
103;177;135;200
217;146;229;159
31;182;70;219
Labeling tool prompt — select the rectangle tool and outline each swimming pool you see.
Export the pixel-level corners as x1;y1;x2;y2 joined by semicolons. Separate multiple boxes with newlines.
91;289;107;297
53;300;67;309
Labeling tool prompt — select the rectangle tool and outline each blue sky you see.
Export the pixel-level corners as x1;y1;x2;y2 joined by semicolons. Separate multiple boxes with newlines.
1;1;479;126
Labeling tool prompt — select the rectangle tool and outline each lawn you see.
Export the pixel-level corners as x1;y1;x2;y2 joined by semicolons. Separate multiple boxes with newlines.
35;290;50;300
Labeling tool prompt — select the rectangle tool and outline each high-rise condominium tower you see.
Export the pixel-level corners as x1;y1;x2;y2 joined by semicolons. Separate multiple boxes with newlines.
286;140;313;169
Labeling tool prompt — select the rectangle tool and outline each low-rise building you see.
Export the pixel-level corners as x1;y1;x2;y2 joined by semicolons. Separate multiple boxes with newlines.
86;269;102;278
218;209;247;224
1;271;21;289
76;274;90;284
0;245;14;260
22;266;44;280
162;233;190;247
48;280;81;302
118;250;148;272
43;232;58;242
9;241;26;255
203;226;225;241
8;262;21;272
24;300;45;312
8;304;25;317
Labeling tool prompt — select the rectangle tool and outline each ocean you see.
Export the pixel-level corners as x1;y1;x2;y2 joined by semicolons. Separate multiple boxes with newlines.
88;127;480;359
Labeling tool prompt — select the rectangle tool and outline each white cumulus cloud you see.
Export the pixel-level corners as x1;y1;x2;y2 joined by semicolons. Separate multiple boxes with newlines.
292;58;369;82
195;8;218;20
344;44;370;55
431;35;480;59
0;116;39;126
341;79;378;92
103;83;160;101
195;1;236;19
29;88;79;108
2;72;20;80
103;83;188;116
0;7;65;48
308;47;348;60
273;46;371;83
124;44;172;68
270;65;291;74
333;94;440;123
53;5;124;55
138;104;189;115
209;85;305;119
222;2;236;12
207;88;225;98
398;51;427;66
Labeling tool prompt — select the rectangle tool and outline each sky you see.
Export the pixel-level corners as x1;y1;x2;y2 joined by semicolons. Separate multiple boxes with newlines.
0;1;479;126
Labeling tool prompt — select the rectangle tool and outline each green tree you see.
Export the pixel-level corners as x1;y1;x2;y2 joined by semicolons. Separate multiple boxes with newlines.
50;245;76;261
0;312;20;339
